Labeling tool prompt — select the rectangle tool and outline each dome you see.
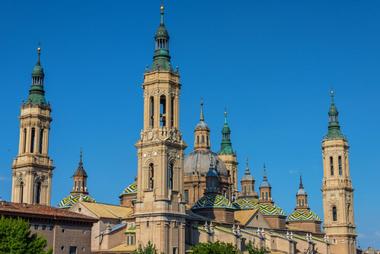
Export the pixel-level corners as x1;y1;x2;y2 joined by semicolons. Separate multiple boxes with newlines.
58;193;96;209
184;150;228;176
195;120;209;131
233;198;258;210
233;198;285;216
192;193;235;210
32;64;44;76
155;25;169;38
120;182;137;196
287;209;321;222
297;188;306;195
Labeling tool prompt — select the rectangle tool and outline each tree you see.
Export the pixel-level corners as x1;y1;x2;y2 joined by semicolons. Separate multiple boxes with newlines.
246;241;268;254
134;241;159;254
191;241;240;254
0;216;51;254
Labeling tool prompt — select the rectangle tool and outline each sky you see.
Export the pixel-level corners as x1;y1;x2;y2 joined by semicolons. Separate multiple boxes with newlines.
0;0;379;249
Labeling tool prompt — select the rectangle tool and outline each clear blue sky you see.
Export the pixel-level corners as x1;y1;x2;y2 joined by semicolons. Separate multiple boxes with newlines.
1;0;379;249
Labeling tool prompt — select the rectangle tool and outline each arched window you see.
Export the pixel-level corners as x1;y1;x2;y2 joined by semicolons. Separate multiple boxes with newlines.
160;95;166;127
148;163;154;190
184;190;189;203
149;97;154;128
30;128;36;153
39;129;44;154
338;156;343;176
206;136;209;147
201;135;205;144
19;182;24;203
34;181;42;204
332;206;337;221
23;128;27;153
197;136;199;144
168;162;174;190
265;192;268;201
329;156;334;176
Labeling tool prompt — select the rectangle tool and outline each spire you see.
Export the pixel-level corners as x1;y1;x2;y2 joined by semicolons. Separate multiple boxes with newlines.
26;46;47;105
151;3;171;71
73;149;88;178
260;164;270;188
200;98;205;122
242;158;254;181
326;90;344;139
299;175;304;190
219;109;234;155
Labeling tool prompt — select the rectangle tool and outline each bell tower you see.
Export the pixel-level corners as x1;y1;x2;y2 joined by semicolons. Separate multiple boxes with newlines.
134;4;186;254
11;47;54;206
322;91;356;254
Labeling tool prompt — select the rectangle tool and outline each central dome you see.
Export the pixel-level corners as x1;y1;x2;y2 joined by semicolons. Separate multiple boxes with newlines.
184;150;228;176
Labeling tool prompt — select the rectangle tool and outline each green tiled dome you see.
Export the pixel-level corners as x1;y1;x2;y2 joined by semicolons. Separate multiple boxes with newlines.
233;198;258;210
120;182;137;196
233;198;286;216
58;193;96;209
287;209;321;222
192;193;235;210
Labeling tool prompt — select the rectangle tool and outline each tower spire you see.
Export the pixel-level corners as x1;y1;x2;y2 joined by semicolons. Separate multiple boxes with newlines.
299;175;304;189
152;3;171;71
219;109;234;155
27;45;47;105
326;90;344;139
200;98;205;122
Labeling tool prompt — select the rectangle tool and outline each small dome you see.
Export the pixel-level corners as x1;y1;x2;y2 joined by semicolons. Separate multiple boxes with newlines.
287;209;321;222
192;193;235;210
32;64;44;76
58;193;96;209
297;188;306;195
120;182;137;196
260;181;271;188
155;25;169;38
195;120;209;131
184;150;228;176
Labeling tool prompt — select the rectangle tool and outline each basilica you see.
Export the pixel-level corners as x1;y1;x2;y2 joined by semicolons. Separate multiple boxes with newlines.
8;4;358;254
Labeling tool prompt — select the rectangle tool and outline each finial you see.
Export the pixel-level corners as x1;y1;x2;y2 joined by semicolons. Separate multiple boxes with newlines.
330;89;335;104
79;148;83;165
160;2;165;25
245;158;251;175
299;175;304;189
37;44;41;64
263;163;268;181
200;98;205;121
224;107;228;124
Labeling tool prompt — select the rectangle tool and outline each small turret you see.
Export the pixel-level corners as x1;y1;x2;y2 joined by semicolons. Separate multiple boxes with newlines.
26;46;47;105
240;158;258;200
194;99;211;150
259;164;273;204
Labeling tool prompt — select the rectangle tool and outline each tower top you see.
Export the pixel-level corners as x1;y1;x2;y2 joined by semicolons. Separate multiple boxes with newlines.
151;3;172;71
242;158;254;181
325;90;345;140
260;164;271;188
297;175;306;196
26;46;47;106
73;149;88;178
219;109;234;155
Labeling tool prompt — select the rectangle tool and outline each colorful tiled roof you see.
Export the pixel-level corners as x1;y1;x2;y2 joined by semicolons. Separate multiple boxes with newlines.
192;193;235;210
287;209;321;222
234;198;286;216
58;193;96;209
233;198;258;209
120;182;137;196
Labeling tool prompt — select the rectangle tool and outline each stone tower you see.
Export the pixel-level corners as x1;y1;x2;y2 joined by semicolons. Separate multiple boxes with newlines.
322;91;356;254
134;5;187;254
218;111;238;197
239;159;258;200
11;47;54;205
